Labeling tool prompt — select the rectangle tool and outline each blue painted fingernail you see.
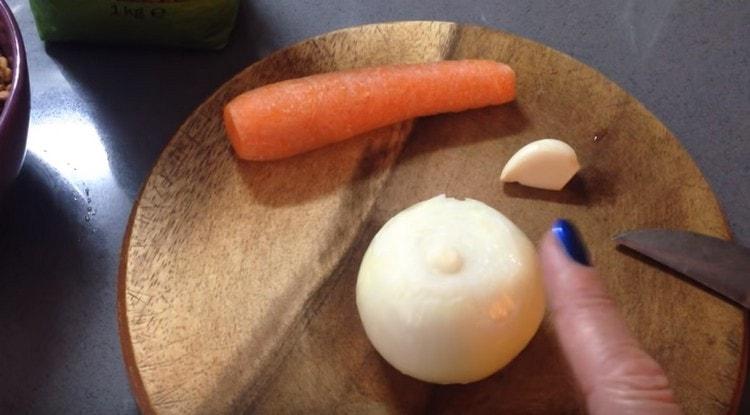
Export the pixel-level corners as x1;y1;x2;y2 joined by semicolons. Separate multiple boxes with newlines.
552;219;590;266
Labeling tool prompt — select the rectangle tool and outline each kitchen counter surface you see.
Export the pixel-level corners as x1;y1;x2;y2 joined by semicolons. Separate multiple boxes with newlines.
0;1;747;412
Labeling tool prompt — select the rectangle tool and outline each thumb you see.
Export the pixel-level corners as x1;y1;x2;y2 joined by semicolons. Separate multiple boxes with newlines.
540;220;681;415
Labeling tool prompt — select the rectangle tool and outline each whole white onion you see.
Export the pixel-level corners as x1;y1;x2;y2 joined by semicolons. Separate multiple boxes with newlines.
356;195;545;384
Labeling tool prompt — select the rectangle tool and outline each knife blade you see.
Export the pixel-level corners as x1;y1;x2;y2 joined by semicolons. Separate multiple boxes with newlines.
614;229;750;309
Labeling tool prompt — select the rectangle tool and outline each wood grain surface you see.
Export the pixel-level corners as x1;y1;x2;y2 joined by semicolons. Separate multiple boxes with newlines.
118;21;745;414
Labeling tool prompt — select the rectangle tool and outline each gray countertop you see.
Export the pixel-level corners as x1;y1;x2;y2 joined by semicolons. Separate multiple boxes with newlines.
0;1;747;413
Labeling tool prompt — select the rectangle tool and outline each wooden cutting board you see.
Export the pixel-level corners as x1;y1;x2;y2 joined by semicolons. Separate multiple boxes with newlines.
118;21;745;414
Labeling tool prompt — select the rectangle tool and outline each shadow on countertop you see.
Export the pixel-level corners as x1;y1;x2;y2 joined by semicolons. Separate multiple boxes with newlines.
0;154;136;413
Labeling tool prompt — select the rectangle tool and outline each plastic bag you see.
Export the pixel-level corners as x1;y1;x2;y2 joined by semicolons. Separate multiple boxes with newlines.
30;0;240;50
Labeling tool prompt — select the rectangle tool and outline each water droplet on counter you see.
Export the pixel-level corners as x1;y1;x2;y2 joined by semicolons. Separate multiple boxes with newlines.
84;215;90;222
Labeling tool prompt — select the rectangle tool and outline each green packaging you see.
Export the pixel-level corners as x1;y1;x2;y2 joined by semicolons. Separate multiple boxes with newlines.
30;0;240;50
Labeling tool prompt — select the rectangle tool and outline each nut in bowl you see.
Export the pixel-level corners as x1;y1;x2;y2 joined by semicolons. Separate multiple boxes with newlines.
0;0;29;195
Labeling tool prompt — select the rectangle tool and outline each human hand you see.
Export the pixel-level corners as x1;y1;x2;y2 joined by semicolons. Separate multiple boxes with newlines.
540;219;682;414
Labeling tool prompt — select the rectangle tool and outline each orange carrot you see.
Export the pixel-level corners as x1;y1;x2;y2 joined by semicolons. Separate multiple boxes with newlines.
223;59;516;161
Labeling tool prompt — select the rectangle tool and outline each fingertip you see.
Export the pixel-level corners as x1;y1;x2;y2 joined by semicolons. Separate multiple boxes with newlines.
539;227;606;321
539;226;594;295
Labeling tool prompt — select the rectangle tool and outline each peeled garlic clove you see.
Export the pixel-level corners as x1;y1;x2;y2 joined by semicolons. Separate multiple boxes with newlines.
500;139;580;190
356;195;545;384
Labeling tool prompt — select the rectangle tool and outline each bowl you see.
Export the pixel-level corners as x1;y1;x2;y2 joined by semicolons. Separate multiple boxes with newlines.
0;0;29;194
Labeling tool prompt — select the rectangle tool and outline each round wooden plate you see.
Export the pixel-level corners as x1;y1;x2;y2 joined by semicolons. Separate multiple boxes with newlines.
119;22;744;414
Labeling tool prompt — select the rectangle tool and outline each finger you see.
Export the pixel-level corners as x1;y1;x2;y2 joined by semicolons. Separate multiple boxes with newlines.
540;220;681;414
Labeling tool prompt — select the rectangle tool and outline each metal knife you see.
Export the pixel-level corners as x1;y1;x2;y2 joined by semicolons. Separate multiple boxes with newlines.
614;229;750;309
